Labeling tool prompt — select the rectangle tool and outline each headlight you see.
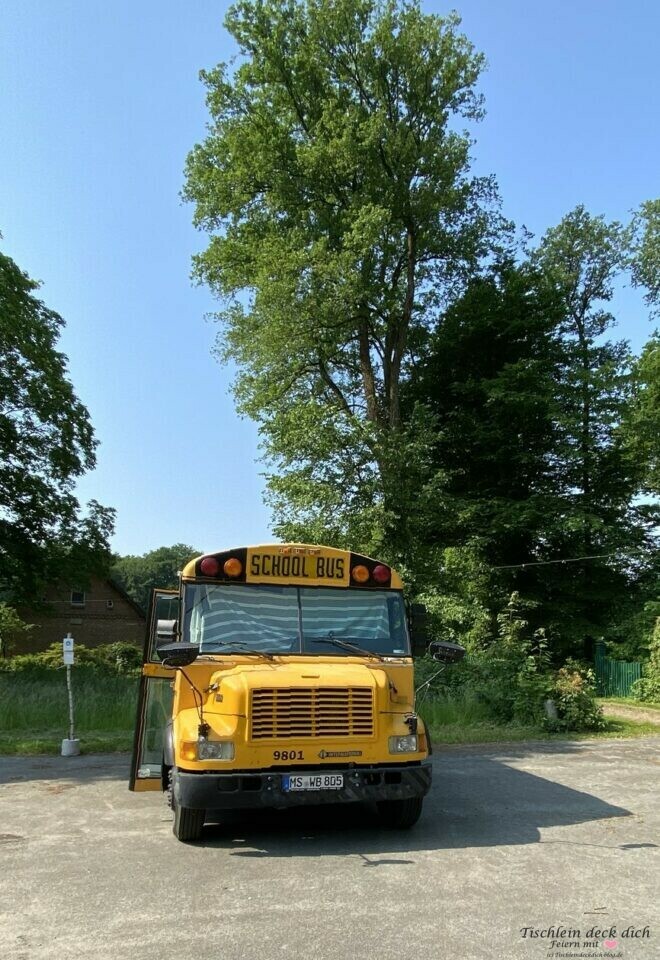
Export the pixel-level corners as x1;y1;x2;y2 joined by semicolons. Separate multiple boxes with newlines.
389;735;418;754
197;740;235;761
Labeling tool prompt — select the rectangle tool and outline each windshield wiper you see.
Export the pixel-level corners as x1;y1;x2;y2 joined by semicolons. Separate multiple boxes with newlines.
203;641;275;661
311;636;384;661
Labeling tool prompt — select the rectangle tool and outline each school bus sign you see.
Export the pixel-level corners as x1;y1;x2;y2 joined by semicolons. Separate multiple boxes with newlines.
246;545;349;586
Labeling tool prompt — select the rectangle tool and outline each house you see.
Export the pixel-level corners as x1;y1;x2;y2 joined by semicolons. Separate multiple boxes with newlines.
16;577;146;653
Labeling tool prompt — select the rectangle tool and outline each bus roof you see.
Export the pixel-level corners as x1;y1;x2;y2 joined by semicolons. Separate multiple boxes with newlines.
181;544;403;590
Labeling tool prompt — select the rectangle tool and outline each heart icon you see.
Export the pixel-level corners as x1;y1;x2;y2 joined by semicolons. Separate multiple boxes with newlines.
603;940;618;950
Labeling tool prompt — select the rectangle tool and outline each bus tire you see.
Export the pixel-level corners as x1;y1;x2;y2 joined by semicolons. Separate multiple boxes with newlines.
377;796;424;829
173;803;205;842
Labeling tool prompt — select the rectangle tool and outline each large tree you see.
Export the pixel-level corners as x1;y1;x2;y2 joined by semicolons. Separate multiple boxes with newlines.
0;248;115;601
184;0;508;553
625;200;660;494
528;208;657;651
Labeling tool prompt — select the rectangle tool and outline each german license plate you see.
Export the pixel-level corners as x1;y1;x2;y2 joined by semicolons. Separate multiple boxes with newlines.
282;774;344;791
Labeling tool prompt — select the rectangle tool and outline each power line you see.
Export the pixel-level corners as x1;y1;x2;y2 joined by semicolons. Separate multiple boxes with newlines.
492;550;649;571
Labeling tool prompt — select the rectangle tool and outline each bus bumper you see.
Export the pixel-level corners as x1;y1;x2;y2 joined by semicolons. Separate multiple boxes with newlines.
173;761;432;810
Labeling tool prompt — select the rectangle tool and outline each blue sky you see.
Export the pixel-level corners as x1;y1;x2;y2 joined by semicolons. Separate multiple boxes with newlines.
1;1;658;556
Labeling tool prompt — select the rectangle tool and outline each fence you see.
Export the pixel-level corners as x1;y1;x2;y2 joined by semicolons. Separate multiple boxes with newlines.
594;642;643;697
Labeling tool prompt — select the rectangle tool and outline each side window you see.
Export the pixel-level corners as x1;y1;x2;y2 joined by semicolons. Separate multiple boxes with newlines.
145;590;180;662
70;590;86;607
387;596;407;649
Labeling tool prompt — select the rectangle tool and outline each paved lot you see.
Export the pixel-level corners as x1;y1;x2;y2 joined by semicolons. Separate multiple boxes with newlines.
1;738;659;960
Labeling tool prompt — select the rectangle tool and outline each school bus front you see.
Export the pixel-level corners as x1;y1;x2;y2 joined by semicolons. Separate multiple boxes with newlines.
129;544;433;842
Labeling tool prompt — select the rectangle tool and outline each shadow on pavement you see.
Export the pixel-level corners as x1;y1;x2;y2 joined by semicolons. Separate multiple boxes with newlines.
196;753;636;857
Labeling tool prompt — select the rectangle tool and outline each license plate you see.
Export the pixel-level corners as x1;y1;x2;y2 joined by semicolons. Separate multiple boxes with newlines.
282;774;344;791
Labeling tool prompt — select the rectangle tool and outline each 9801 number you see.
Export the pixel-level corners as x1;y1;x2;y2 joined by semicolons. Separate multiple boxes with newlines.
273;750;304;761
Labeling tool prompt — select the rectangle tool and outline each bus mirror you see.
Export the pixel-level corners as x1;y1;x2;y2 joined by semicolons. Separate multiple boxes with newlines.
156;642;199;668
429;641;466;664
156;619;177;642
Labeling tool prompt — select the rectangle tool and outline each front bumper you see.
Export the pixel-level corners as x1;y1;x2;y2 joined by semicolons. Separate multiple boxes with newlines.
173;761;432;810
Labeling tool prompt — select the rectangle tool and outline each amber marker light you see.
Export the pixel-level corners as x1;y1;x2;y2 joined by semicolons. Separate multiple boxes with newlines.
180;741;198;761
351;564;370;583
223;557;243;577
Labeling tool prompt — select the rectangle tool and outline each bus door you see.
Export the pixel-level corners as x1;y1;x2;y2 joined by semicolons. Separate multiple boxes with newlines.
129;589;178;791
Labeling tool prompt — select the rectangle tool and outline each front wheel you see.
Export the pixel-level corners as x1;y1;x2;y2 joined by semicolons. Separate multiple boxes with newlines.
173;803;205;842
377;796;424;829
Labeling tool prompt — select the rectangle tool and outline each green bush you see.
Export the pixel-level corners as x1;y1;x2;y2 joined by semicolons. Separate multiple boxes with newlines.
0;642;142;677
630;617;660;703
549;659;605;731
630;676;660;703
415;594;606;731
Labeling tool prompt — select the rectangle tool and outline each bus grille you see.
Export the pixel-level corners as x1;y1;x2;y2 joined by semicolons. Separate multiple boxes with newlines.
250;687;374;740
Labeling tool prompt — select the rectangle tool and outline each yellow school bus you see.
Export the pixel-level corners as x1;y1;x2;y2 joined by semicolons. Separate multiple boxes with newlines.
129;543;463;841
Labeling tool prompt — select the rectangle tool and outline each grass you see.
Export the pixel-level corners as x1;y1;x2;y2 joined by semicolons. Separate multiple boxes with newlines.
1;672;658;756
420;692;660;745
0;670;138;754
598;696;660;711
0;731;134;755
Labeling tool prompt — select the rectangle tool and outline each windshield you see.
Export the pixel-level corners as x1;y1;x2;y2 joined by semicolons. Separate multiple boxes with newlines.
183;584;409;657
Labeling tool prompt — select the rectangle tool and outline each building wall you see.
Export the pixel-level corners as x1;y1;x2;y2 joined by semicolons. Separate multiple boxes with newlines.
17;578;146;653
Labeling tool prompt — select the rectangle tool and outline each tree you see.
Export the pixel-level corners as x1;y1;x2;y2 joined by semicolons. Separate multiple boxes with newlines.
0;248;115;601
625;199;660;494
110;544;201;612
401;260;564;638
184;0;508;552
624;334;660;495
0;603;32;658
529;208;658;652
631;198;660;314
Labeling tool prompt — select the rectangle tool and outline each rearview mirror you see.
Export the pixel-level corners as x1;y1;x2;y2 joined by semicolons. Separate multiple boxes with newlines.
429;640;466;664
156;641;199;668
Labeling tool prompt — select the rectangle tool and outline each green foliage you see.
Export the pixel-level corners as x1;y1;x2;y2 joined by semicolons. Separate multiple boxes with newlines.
0;247;115;602
631;617;660;702
0;641;142;676
631;198;660;314
409;212;658;658
622;334;660;495
416;593;603;730
0;603;32;658
110;543;200;612
185;0;508;551
185;1;659;671
550;659;605;731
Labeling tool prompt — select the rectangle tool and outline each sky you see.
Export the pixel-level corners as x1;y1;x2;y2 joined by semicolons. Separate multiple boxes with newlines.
1;1;658;556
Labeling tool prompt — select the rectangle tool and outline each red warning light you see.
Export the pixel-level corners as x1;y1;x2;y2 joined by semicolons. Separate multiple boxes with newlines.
199;556;220;577
372;564;390;584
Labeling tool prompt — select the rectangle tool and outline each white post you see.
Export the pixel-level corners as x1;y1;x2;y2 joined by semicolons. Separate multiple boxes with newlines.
61;633;80;756
66;663;75;740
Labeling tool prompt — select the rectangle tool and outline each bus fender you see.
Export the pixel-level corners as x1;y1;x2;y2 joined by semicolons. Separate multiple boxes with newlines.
163;721;175;768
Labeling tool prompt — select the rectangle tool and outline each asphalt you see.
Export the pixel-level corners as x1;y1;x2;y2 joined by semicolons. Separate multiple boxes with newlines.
1;738;659;960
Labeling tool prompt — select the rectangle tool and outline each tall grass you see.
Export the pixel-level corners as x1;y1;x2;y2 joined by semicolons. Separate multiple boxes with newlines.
418;692;494;728
0;670;138;734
